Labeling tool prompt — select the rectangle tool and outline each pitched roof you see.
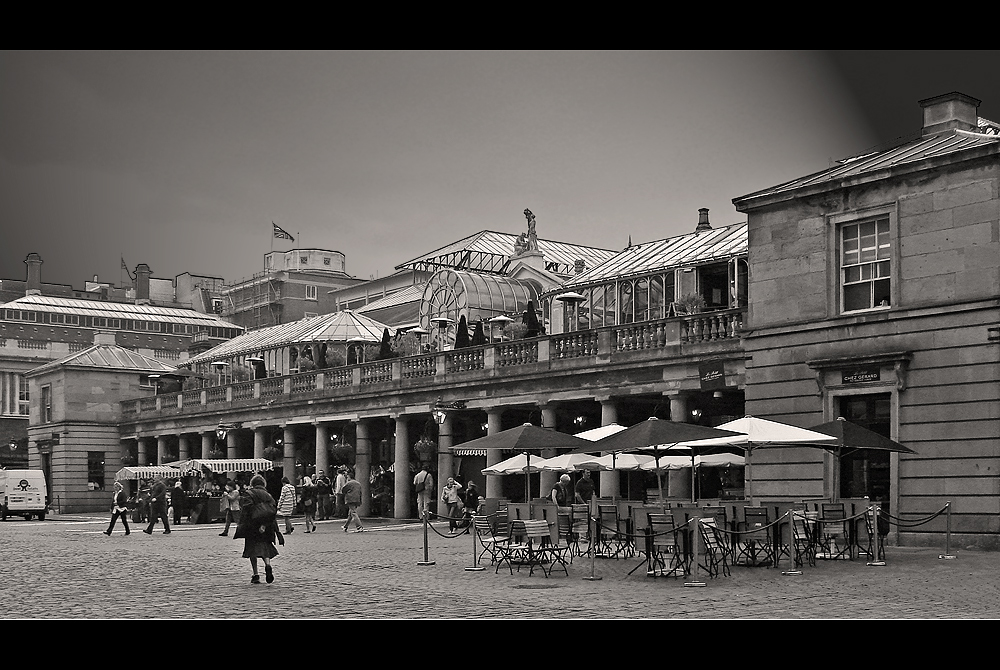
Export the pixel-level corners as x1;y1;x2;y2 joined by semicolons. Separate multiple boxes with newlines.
27;344;177;377
394;230;618;276
735;124;1000;209
1;294;241;329
558;222;747;289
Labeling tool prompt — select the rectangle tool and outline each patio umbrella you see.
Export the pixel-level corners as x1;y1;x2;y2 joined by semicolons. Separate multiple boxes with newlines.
574;423;627;442
536;452;604;472
575;453;657;499
481;453;547;476
453;423;596;501
679;415;837;504
570;417;746;507
808;417;916;502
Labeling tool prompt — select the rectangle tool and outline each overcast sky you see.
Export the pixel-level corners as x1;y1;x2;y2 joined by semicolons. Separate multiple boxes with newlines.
1;50;997;289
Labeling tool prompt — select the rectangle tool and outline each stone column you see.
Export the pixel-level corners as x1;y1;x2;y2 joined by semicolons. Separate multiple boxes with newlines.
539;404;558;499
436;414;454;517
394;415;411;519
315;423;329;479
283;426;296;483
201;432;213;459
178;434;190;462
227;430;239;460
253;427;266;460
156;435;168;465
485;408;504;499
600;399;620;498
355;420;372;517
138;436;150;466
667;392;691;500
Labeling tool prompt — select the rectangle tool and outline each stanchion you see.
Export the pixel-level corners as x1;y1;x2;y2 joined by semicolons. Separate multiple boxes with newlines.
684;517;706;587
417;509;435;566
465;515;485;571
939;500;956;560
781;509;803;576
867;503;886;566
581;507;602;581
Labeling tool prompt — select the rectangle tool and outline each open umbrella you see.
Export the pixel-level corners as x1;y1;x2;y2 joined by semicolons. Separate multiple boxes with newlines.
574;423;627;441
808;417;915;502
481;453;547;476
536;452;604;472
570;417;745;507
452;423;595;501
679;415;837;504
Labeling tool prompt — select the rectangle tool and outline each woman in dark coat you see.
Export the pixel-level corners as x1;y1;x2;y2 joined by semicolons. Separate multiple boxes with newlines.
234;474;281;584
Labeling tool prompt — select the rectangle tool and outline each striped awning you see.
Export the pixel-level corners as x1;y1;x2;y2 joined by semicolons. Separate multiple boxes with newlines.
171;458;274;474
115;465;182;481
452;449;487;457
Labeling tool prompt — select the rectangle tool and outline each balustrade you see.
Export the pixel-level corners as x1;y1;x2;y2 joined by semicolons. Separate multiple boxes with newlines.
401;354;436;379
182;390;202;407
206;387;227;404
233;382;255;400
446;348;484;373
360;361;392;385
138;396;158;412
260;378;284;397
291;373;317;394
325;368;352;388
496;340;538;367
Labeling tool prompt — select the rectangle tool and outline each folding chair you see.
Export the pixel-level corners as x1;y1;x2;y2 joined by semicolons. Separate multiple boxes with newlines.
737;506;774;567
818;503;852;560
791;510;818;568
493;519;528;575
556;512;575;564
596;505;627;559
517;519;569;577
701;506;732;560
473;514;511;566
699;518;731;578
570;503;591;556
646;513;686;578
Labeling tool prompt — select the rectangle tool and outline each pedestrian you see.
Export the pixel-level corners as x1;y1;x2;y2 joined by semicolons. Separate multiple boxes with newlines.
441;476;464;533
104;481;131;536
234;474;281;584
143;475;171;534
464;480;481;515
341;471;364;533
314;470;333;520
413;464;434;520
277;476;296;534
574;470;595;504
550;473;571;508
171;480;186;526
334;466;348;518
218;479;241;536
300;475;317;533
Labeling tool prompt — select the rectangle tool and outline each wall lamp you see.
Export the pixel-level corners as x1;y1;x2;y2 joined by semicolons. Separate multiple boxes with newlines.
216;422;242;441
432;397;466;425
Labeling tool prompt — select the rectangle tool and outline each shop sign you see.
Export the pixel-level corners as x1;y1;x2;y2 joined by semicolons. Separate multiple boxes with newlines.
699;360;726;390
842;368;880;384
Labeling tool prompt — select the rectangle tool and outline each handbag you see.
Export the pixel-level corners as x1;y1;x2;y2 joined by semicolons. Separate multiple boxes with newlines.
414;477;426;494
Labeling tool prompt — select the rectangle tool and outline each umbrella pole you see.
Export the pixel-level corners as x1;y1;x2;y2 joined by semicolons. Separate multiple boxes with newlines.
690;453;696;505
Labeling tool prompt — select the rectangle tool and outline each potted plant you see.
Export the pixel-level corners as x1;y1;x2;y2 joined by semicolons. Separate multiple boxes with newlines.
674;293;706;315
263;445;283;462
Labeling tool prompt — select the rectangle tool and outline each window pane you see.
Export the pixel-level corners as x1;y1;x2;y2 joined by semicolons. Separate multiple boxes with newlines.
844;266;861;283
844;283;871;311
649;276;664;320
873;279;890;307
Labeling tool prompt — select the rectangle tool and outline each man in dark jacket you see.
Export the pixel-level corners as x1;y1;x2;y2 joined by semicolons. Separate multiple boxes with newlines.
143;476;172;534
314;471;333;520
341;472;364;533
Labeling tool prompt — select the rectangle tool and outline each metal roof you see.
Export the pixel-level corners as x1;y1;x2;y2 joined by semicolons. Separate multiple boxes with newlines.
355;285;423;313
0;294;241;328
736;126;1000;205
185;310;394;365
27;344;178;376
558;222;748;288
395;230;619;276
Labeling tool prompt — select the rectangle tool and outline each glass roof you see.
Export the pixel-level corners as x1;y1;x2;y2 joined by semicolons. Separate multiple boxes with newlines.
418;269;538;328
1;294;241;328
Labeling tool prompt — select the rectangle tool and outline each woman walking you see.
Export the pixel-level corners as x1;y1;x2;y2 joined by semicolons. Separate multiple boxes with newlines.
234;474;280;584
104;481;131;536
277;476;297;534
300;476;318;533
441;477;464;533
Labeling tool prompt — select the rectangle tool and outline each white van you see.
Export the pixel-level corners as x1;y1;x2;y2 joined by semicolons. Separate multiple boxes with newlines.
0;469;49;521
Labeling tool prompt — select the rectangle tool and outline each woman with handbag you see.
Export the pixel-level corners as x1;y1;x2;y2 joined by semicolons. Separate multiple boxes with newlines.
300;476;318;533
441;477;464;533
234;474;281;584
276;476;297;534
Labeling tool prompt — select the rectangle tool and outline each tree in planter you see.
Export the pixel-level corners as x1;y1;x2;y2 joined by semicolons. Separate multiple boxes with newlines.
674;293;706;315
375;328;395;360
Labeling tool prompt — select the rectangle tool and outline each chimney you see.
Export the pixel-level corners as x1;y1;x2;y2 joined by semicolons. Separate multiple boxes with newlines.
919;92;980;137
574;259;586;274
135;263;151;305
24;253;43;296
695;208;712;233
93;331;117;346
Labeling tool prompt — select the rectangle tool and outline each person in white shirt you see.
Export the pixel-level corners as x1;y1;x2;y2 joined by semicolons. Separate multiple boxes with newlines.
334;466;348;519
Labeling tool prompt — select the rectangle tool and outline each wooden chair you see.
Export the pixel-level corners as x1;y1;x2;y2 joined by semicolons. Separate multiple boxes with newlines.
493;519;529;575
517;519;569;577
597;505;627;559
570;503;591;556
646;513;685;578
473;514;511;567
791;510;818;568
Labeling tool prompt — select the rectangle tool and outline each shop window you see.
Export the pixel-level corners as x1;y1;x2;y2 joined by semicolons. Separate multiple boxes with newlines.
842;217;891;312
88;452;105;491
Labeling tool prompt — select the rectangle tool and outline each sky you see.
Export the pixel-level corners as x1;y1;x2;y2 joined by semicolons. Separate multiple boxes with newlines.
1;50;997;290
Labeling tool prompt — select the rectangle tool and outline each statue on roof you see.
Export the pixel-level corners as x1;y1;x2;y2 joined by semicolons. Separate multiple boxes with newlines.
523;208;539;252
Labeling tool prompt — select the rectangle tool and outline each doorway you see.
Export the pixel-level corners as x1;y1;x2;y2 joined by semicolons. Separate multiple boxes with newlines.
837;393;891;503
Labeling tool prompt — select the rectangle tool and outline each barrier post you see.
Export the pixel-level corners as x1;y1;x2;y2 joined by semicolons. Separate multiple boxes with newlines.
866;503;885;567
939;501;956;560
417;509;435;566
782;510;803;576
684;517;706;587
582;509;602;581
466;515;485;571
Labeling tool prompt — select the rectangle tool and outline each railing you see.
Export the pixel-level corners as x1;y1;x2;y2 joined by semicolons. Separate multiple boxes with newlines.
360;361;392;385
121;308;745;419
17;340;47;350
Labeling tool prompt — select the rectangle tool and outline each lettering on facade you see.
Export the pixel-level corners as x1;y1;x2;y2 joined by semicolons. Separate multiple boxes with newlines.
842;368;880;384
699;360;726;390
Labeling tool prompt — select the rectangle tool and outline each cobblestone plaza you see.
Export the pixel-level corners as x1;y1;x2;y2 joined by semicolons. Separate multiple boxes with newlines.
4;513;999;619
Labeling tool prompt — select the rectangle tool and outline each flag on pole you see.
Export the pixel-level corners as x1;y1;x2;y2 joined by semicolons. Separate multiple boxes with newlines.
121;256;134;281
272;222;294;241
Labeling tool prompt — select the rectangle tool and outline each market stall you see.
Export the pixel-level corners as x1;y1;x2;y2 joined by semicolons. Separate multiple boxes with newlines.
165;458;276;523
